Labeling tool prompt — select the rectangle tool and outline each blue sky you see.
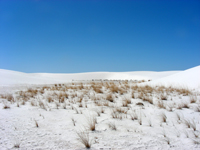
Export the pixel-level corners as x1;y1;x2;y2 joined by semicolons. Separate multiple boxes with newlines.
0;0;200;73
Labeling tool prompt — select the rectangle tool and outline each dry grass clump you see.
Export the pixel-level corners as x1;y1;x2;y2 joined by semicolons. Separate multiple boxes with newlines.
106;94;114;102
122;99;129;107
73;107;80;114
38;101;47;110
190;96;197;103
108;122;117;130
115;107;128;114
183;119;191;128
111;112;124;120
58;92;68;101
76;131;92;148
92;84;103;94
118;87;126;95
176;88;191;96
156;86;165;93
111;108;127;120
138;85;154;94
100;107;105;113
30;101;36;106
47;96;54;103
71;117;76;126
183;119;197;131
131;85;139;91
13;143;20;148
157;100;165;109
6;94;14;102
138;116;142;125
132;92;135;99
175;113;181;121
3;102;10;109
182;103;190;109
164;137;171;145
192;130;200;138
142;96;153;104
147;118;153;127
189;120;197;131
166;103;174;111
176;103;183;109
86;115;97;131
160;94;167;100
144;85;154;93
109;84;119;93
34;119;39;127
130;111;138;120
123;98;132;105
27;88;38;95
160;112;167;123
138;92;144;100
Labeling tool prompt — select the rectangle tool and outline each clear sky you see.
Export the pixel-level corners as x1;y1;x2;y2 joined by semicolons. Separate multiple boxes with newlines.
0;0;200;73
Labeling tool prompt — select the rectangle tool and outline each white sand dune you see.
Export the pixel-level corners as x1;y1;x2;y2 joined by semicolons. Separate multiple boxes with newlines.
0;66;200;150
0;65;199;89
148;65;200;90
0;69;179;85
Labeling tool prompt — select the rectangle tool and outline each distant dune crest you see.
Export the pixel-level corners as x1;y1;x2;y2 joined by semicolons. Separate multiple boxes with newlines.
0;65;199;89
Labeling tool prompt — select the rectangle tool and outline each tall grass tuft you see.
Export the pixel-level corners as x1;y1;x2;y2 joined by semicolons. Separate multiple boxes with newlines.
76;131;92;148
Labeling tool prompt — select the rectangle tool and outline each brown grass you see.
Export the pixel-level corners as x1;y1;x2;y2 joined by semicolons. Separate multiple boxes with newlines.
190;96;197;103
157;100;165;109
3;103;10;109
160;94;167;100
142;96;153;104
87;115;96;131
6;94;14;102
106;94;114;102
109;84;119;93
160;112;167;123
76;131;92;148
47;96;53;103
35;120;39;127
130;111;138;120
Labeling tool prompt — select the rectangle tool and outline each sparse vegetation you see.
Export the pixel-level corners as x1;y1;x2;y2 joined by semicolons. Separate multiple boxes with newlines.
0;80;198;149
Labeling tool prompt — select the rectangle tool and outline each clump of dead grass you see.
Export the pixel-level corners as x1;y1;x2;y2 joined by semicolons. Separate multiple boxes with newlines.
76;131;92;148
